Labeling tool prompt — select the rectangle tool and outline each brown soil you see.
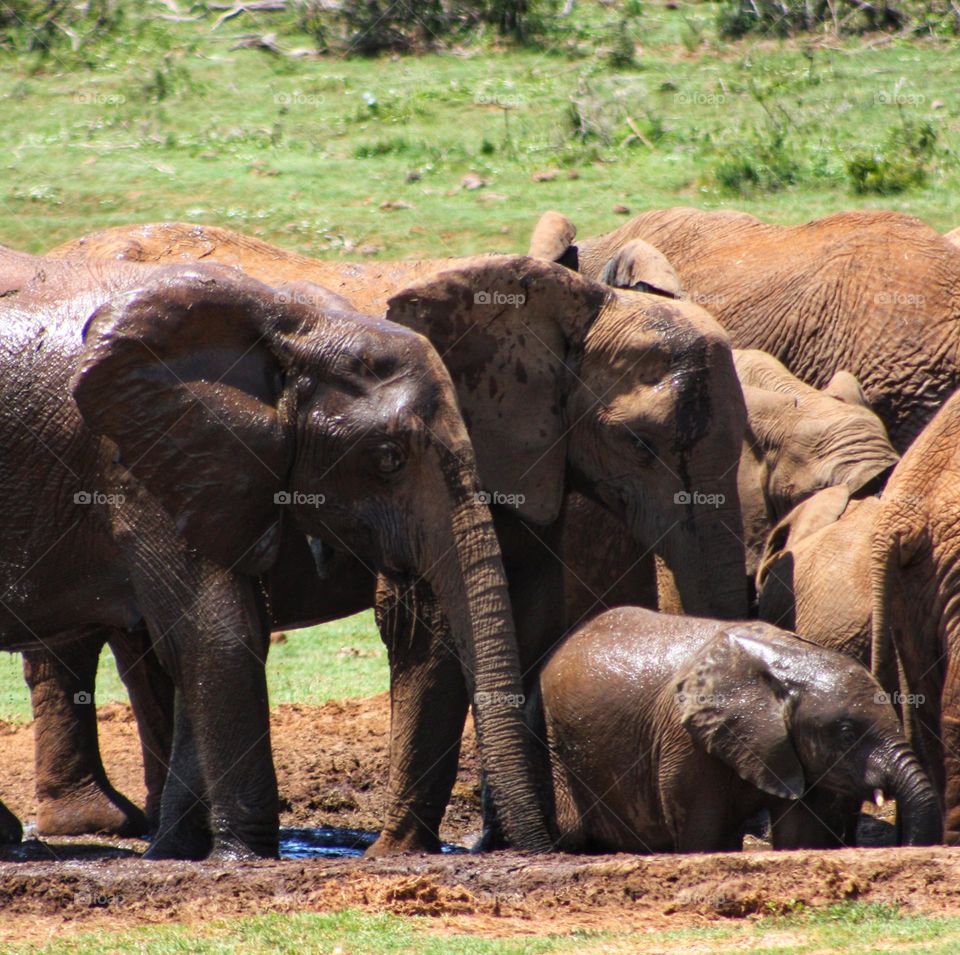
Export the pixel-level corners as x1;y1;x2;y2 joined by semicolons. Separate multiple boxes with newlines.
2;697;960;944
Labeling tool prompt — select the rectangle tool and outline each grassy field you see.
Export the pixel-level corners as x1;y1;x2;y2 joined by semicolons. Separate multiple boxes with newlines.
2;2;960;261
10;904;960;954
4;2;960;950
0;611;387;724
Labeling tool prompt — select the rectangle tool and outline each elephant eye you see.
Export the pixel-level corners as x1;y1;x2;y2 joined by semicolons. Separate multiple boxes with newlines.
632;433;658;462
838;720;859;748
373;443;405;476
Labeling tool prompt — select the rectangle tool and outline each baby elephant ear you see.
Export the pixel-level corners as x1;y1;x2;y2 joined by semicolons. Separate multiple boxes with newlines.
757;485;852;592
823;370;869;407
72;264;292;575
528;211;578;268
675;630;805;800
600;239;683;299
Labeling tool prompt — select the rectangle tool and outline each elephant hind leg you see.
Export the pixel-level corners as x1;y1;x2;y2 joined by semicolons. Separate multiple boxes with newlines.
108;626;174;832
23;632;149;837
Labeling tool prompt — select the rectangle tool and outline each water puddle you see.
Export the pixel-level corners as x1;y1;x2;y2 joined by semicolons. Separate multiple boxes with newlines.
280;827;468;859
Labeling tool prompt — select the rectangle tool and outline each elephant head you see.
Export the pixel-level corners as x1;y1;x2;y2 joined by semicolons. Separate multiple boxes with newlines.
70;263;550;851
386;255;748;619
734;349;899;574
675;625;942;845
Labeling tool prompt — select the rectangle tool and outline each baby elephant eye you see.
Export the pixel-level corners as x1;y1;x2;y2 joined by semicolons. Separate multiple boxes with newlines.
374;444;405;475
838;721;859;748
632;434;658;461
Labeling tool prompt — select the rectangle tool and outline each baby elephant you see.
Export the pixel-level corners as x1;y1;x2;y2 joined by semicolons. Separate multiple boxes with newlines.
532;607;940;853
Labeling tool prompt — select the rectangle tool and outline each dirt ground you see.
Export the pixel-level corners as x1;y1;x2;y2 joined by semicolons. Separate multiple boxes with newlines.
2;696;960;944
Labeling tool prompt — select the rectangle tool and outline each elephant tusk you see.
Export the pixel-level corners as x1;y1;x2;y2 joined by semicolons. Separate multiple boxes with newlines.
873;788;886;808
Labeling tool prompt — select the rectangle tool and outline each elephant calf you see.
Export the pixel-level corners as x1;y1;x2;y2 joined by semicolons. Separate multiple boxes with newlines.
756;485;880;667
532;607;940;853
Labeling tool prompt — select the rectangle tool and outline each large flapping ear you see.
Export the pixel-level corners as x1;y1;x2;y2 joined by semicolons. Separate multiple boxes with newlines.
72;264;294;574
599;239;683;299
675;629;805;799
527;211;579;269
386;255;608;525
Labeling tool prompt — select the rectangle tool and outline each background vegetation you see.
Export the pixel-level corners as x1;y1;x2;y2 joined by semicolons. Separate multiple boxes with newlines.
1;0;959;263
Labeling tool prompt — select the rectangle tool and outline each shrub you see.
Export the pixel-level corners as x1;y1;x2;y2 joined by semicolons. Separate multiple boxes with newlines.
296;0;547;54
846;120;937;194
715;0;957;37
0;0;123;55
712;128;801;194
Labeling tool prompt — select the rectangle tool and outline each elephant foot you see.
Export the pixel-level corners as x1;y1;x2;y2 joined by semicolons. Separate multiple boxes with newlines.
0;801;23;845
143;830;212;861
470;823;509;853
366;828;442;857
37;781;148;838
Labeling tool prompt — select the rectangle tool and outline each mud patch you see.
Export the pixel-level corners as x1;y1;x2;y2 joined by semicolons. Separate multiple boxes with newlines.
0;697;954;943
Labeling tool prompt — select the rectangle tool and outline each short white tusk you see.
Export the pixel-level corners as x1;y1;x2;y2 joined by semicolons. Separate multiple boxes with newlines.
873;788;886;807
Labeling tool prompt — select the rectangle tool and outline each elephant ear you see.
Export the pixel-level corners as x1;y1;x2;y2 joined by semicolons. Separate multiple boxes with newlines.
823;370;869;406
528;211;579;269
599;239;683;299
387;255;607;525
675;630;805;800
756;486;851;592
72;264;292;575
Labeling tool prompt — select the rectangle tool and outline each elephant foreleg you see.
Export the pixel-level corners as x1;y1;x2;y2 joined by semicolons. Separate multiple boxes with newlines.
367;577;468;856
23;631;148;837
770;788;857;849
118;496;278;860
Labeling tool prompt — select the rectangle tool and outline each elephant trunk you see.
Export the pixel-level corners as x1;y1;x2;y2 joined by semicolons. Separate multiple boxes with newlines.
657;494;748;620
422;450;552;852
872;742;942;846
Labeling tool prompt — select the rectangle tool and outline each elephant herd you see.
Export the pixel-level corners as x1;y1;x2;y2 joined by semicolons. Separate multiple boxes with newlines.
1;204;959;858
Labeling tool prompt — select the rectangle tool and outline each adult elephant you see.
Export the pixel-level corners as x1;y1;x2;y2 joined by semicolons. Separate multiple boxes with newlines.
40;227;749;852
0;247;549;858
530;208;960;451
49;223;747;616
871;388;960;844
533;607;941;851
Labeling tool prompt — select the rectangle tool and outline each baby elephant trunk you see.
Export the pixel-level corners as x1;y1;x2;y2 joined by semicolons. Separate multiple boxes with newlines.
873;743;942;846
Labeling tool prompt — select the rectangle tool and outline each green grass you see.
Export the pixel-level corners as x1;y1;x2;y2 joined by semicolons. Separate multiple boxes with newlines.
8;905;960;954
0;611;387;724
2;2;960;261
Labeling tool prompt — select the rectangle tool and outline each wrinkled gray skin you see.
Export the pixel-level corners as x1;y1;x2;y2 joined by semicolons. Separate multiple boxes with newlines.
552;228;898;626
734;349;898;579
532;607;941;852
757;487;881;668
562;348;897;626
25;235;750;854
530;208;960;453
0;247;550;858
